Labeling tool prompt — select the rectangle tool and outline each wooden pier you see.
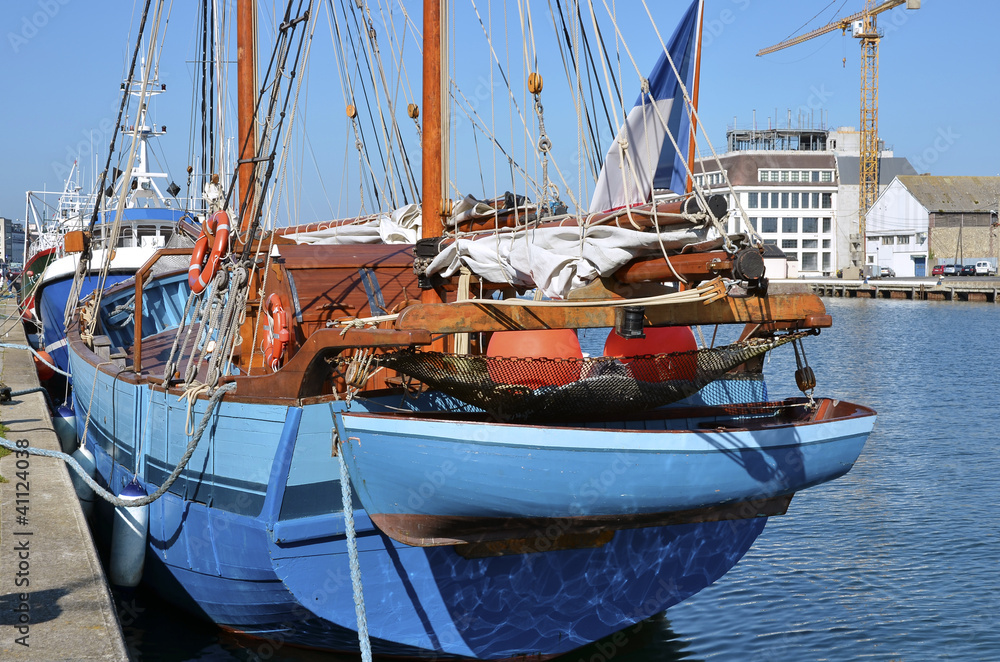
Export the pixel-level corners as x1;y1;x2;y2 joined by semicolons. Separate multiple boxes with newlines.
795;278;1000;303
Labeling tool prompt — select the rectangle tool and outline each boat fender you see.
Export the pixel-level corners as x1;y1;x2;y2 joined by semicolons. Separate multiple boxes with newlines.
188;210;231;294
264;293;290;371
33;349;55;381
69;444;97;519
109;480;149;588
53;405;77;454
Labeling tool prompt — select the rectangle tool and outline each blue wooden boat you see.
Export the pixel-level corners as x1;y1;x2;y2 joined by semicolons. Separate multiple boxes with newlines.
57;1;878;658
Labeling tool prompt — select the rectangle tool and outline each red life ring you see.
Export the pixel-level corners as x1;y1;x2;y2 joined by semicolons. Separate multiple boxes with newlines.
188;210;231;294
263;293;290;372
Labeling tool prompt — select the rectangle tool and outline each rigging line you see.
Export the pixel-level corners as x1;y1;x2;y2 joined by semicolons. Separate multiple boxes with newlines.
338;0;388;208
574;0;611;172
548;0;598;187
226;0;312;255
587;0;621;134
85;0;154;237
356;0;407;206
371;0;419;202
82;0;169;336
342;0;397;208
637;0;757;246
220;0;297;220
449;84;536;192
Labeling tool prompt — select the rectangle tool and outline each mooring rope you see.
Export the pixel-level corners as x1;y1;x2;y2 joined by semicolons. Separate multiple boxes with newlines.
336;431;373;662
0;382;235;508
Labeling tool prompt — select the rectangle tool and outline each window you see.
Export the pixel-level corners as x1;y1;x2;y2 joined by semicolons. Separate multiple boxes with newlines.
764;239;778;246
781;192;789;209
782;239;798;249
761;217;778;233
748;192;758;209
822;253;831;271
789;170;800;183
802;252;818;271
785;252;797;261
821;171;833;183
771;192;780;208
821;192;832;209
782;217;798;233
801;193;810;209
811;170;820;183
812;192;820;208
760;192;769;209
780;170;789;182
791;192;799;209
897;235;910;245
881;236;895;245
803;239;818;249
748;217;758;231
802;217;818;233
822;218;831;233
823;239;831;249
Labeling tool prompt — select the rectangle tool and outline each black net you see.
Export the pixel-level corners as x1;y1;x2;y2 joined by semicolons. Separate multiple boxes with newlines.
374;331;812;422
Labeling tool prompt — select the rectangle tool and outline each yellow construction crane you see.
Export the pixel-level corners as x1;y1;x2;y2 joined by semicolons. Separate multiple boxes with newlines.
758;0;920;268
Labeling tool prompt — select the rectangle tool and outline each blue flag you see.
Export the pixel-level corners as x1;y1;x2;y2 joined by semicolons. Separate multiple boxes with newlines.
590;0;702;212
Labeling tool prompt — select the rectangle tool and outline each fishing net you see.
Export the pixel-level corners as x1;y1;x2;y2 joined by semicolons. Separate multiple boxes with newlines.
374;330;813;422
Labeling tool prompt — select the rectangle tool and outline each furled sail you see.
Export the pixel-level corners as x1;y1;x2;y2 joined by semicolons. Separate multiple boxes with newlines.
589;0;703;213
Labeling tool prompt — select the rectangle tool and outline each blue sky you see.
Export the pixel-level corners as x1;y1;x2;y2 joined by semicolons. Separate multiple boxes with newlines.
2;0;998;223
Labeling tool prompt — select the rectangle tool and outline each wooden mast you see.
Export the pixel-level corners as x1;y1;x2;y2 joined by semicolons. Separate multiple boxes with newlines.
685;0;705;194
237;0;257;235
421;0;445;306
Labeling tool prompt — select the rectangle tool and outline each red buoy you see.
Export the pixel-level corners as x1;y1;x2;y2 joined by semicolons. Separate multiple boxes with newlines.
603;326;698;383
486;329;582;387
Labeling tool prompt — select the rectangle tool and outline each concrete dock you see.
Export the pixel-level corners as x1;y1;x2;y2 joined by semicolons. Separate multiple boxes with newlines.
796;277;1000;302
0;298;128;660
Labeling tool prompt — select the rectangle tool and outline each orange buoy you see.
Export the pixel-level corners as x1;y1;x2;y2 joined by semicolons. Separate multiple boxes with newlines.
603;326;698;383
34;350;55;381
486;329;582;387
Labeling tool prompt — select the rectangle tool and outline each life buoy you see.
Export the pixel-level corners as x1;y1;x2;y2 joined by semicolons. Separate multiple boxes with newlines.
188;210;231;294
263;293;290;372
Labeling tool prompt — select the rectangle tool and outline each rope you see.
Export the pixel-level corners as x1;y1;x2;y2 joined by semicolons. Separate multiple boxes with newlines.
0;343;72;377
335;432;373;662
0;382;235;509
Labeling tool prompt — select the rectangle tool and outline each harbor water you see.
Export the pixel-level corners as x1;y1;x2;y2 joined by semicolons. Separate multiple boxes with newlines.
115;297;1000;661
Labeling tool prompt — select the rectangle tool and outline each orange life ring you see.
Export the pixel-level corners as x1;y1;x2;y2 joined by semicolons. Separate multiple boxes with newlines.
188;210;231;294
263;293;290;372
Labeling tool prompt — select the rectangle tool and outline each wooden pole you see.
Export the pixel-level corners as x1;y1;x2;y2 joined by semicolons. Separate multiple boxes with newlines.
686;0;704;195
421;0;444;306
237;0;257;235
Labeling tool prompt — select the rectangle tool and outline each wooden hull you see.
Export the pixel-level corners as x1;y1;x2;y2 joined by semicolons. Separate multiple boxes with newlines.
335;399;876;546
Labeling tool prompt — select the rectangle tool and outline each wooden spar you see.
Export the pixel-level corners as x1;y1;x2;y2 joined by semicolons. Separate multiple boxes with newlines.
394;292;832;333
615;251;733;283
237;0;257;235
686;0;704;194
421;0;445;306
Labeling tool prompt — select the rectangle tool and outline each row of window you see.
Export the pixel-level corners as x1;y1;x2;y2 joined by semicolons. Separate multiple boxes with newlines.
879;235;911;245
748;217;832;234
781;239;832;249
758;169;834;183
760;243;831;271
748;191;832;210
694;172;725;187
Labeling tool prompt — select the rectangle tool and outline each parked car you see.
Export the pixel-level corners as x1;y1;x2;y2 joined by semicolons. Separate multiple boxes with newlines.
960;264;977;276
943;264;961;276
879;266;896;278
975;260;997;276
931;265;945;276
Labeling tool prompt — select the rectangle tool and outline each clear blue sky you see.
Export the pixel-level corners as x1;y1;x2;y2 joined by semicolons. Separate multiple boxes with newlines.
2;1;998;223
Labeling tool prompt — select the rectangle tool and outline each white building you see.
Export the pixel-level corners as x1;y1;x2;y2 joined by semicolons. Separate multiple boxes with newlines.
866;175;1000;276
692;124;915;277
